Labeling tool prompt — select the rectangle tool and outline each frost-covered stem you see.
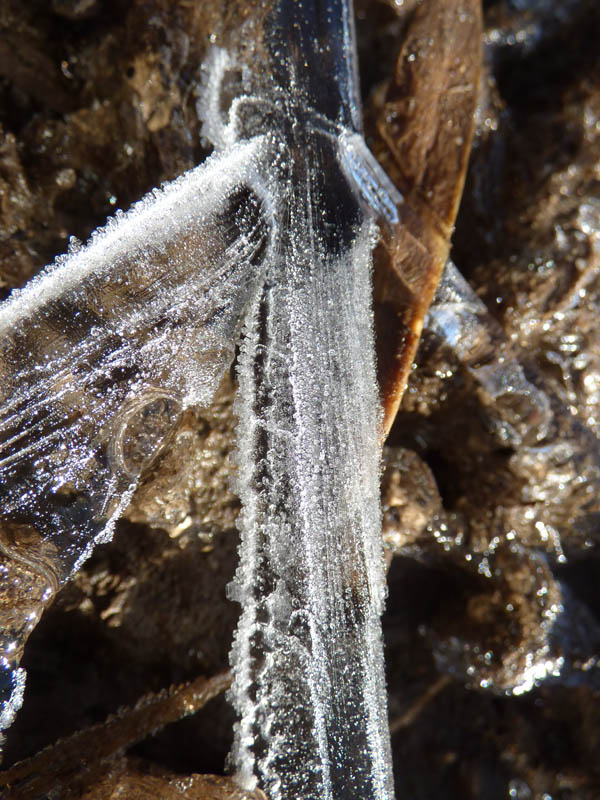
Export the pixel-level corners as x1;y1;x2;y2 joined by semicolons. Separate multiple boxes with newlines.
214;0;396;795
230;129;394;798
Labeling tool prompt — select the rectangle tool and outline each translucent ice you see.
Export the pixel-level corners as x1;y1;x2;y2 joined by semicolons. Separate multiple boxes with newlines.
0;137;275;740
0;138;273;577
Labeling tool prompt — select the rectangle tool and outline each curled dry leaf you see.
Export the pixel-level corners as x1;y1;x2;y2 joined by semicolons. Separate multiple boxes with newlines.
371;0;482;433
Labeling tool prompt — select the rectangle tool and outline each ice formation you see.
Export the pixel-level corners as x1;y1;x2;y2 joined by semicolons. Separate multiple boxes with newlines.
0;138;275;742
0;0;398;797
0;136;277;567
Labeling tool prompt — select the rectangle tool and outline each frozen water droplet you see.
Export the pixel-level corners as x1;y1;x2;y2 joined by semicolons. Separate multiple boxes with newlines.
111;391;182;477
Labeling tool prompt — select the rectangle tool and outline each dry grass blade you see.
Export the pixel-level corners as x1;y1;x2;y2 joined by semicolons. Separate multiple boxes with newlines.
0;671;232;799
372;0;483;433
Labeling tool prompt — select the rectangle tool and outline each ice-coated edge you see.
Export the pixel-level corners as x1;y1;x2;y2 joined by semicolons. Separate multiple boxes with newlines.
0;136;269;333
0;667;26;734
339;131;402;226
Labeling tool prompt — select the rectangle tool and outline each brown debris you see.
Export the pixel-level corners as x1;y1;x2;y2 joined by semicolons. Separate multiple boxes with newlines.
371;0;483;433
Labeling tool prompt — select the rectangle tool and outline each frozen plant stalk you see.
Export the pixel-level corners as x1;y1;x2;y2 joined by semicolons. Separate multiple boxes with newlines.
211;0;397;797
